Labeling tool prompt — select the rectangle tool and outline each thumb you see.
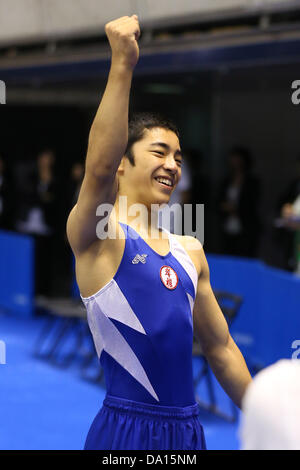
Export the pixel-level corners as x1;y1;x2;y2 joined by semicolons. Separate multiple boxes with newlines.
132;15;140;40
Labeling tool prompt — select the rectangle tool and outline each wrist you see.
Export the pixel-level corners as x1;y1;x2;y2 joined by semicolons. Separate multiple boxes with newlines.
110;56;136;74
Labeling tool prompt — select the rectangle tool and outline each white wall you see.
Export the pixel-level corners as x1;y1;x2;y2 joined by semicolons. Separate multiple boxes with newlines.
0;0;133;44
0;0;298;46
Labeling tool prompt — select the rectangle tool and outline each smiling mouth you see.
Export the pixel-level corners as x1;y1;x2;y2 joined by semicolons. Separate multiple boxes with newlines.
154;177;174;190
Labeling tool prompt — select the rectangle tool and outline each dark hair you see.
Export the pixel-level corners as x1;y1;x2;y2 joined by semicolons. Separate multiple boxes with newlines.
124;112;180;166
230;146;252;173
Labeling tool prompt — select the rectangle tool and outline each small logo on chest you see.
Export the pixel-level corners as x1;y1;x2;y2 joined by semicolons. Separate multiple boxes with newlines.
132;254;148;264
160;265;178;290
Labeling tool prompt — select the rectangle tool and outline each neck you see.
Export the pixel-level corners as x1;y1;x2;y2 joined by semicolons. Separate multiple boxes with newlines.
113;194;165;239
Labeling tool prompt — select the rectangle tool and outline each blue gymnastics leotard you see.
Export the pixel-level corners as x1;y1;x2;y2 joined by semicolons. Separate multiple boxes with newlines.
81;222;206;450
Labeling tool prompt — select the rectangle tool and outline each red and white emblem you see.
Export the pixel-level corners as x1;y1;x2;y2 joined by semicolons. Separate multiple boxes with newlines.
160;265;178;290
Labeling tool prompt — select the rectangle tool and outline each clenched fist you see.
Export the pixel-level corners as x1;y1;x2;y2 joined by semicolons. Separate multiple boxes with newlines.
105;15;140;70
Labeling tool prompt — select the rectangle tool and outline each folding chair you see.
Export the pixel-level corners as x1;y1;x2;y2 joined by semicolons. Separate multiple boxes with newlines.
34;298;86;364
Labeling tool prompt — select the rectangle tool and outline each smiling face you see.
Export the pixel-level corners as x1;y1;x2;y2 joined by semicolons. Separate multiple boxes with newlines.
117;127;182;207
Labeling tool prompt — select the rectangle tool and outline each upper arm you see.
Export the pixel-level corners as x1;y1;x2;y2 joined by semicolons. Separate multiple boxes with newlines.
66;168;118;255
193;247;230;355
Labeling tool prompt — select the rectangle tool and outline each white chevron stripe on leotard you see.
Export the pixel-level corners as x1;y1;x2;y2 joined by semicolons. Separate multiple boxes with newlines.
82;280;159;402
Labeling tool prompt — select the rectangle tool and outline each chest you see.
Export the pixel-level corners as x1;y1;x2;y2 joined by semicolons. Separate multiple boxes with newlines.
141;237;170;257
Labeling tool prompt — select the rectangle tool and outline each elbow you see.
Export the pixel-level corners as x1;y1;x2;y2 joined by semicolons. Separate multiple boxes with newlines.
85;146;119;181
201;331;231;361
85;143;124;179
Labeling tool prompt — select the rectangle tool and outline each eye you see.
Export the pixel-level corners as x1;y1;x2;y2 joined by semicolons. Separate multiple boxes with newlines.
152;151;164;156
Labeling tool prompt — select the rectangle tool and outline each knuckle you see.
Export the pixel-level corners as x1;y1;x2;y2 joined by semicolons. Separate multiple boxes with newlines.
105;22;112;33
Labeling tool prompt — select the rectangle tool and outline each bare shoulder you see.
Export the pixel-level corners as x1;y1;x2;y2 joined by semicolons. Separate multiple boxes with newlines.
72;218;126;298
172;234;208;278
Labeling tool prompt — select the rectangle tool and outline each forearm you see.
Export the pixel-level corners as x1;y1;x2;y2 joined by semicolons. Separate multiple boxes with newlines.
86;62;133;175
205;335;252;409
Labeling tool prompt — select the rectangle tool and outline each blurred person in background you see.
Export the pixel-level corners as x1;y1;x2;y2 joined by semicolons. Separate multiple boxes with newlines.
158;148;210;237
187;148;210;209
276;155;300;273
16;149;58;298
64;161;85;297
217;147;261;258
0;154;14;230
239;359;300;450
158;149;193;234
66;161;84;213
188;148;212;251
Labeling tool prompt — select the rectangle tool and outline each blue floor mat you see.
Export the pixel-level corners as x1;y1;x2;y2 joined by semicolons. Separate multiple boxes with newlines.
0;310;241;450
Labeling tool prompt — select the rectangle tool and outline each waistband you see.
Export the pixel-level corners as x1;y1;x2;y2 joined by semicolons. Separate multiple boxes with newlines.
103;395;200;420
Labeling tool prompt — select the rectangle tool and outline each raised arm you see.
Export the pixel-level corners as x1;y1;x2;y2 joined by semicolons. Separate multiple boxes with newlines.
67;15;140;255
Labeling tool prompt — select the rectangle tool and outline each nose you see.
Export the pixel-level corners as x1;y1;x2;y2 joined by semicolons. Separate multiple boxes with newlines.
163;155;178;174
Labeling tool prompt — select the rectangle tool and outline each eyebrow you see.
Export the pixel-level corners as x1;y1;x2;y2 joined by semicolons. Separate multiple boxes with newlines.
149;142;183;158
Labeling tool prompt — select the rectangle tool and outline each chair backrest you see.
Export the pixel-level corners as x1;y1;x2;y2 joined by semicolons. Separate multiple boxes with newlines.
192;289;243;356
213;289;243;326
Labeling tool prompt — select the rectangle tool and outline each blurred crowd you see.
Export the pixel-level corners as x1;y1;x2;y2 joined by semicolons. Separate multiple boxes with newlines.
177;146;300;273
0;146;300;298
0;149;84;298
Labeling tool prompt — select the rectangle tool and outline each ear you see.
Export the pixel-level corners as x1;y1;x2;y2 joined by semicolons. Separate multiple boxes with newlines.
117;156;126;176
